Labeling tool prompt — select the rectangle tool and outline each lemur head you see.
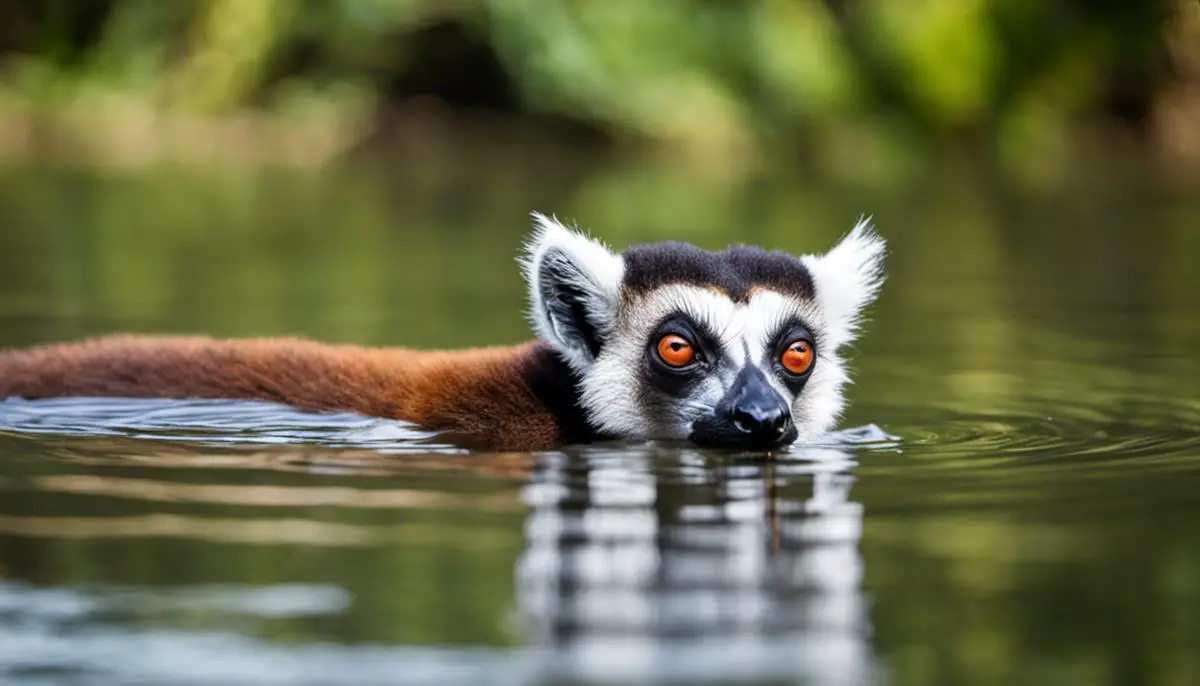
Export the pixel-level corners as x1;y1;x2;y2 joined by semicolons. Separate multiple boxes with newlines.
521;213;886;450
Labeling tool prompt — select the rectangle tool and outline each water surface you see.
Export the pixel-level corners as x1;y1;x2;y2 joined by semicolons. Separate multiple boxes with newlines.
0;160;1197;685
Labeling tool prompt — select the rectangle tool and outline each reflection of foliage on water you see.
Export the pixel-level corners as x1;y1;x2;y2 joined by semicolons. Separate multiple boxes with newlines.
0;436;529;646
853;453;1200;686
0;1;1197;168
0;155;1194;372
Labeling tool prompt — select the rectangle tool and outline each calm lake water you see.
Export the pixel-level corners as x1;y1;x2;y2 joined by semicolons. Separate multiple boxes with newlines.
0;157;1197;686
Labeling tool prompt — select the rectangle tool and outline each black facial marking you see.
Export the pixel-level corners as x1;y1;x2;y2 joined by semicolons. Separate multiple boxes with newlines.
633;313;727;428
538;248;603;358
770;321;818;393
522;343;613;444
621;242;815;302
642;314;718;397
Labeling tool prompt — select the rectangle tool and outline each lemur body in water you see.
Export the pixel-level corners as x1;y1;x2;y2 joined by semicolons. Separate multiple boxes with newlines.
0;214;886;451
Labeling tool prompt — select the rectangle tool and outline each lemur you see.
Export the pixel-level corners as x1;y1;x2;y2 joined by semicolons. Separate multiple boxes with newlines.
0;214;886;452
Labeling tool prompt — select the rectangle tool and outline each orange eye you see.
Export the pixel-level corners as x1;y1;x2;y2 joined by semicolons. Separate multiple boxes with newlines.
780;340;815;376
656;334;696;368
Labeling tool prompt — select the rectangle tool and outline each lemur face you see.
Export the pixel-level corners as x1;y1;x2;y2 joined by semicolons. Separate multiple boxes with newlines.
522;213;886;450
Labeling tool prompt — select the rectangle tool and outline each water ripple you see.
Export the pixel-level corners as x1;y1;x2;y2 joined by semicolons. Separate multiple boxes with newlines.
0;396;898;457
876;397;1200;465
0;396;462;454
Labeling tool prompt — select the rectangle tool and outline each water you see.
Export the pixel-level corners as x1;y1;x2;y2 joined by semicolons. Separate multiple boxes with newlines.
0;158;1197;685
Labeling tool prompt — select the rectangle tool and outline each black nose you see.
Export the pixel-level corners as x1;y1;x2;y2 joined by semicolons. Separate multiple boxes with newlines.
731;401;789;439
703;364;794;449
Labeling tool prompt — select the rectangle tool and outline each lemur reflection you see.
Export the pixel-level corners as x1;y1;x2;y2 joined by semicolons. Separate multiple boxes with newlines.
516;443;875;685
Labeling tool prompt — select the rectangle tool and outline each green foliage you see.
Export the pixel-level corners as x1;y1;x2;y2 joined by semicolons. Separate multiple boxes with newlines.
0;0;1187;164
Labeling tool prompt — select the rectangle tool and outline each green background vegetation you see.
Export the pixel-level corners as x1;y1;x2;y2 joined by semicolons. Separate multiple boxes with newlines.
1;0;1198;179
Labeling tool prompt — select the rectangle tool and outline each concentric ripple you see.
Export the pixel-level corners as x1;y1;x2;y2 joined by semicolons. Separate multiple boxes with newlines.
870;396;1200;465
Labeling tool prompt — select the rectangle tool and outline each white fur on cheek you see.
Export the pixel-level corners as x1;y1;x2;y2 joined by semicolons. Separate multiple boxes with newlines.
519;212;625;373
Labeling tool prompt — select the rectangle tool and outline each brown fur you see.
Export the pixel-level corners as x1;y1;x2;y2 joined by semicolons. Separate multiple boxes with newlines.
0;335;576;451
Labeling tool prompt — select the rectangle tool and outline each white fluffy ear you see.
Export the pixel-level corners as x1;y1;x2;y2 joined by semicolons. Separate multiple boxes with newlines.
802;217;887;349
520;212;624;371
